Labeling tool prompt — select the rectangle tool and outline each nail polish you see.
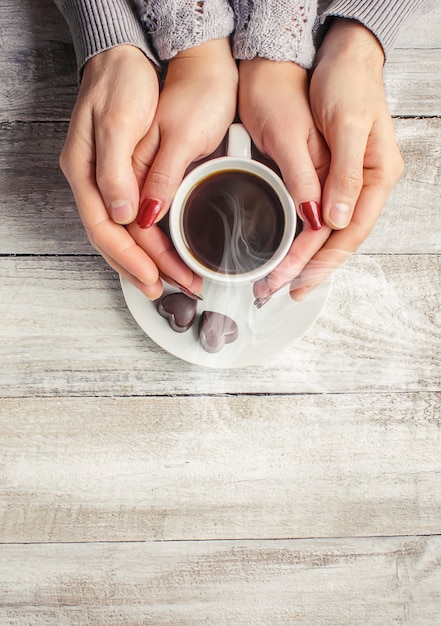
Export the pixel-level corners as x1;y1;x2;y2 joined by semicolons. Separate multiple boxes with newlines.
137;198;162;229
299;200;322;231
254;294;272;309
160;272;203;301
254;280;292;308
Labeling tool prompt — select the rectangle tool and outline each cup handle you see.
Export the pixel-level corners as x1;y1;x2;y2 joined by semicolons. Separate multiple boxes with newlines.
226;123;252;159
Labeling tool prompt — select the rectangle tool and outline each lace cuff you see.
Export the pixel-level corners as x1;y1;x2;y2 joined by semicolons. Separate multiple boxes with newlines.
232;0;317;68
134;0;234;60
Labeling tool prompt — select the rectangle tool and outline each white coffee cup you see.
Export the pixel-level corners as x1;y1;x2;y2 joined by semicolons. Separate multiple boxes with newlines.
169;124;296;285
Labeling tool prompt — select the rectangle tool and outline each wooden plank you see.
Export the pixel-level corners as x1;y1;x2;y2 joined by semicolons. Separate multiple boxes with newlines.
393;6;441;48
1;254;439;396
385;50;441;117
1;393;440;541
0;0;77;122
1;537;441;624
382;7;441;117
380;117;441;255
0;122;87;254
0;118;440;255
0;1;440;121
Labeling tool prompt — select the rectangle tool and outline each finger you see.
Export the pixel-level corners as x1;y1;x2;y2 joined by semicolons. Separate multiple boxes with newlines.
88;218;159;284
321;119;369;230
289;248;350;302
290;176;392;301
94;115;144;225
253;225;332;298
127;221;203;296
260;122;327;232
132;123;161;189
277;146;325;232
134;131;196;229
99;249;164;301
66;160;160;287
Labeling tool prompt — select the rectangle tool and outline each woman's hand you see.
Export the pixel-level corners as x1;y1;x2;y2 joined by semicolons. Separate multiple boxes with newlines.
250;22;404;303
130;38;239;230
237;58;331;303
293;19;404;300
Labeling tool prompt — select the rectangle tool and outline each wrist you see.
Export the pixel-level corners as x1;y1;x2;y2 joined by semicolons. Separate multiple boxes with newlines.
80;45;159;98
173;38;233;63
239;57;308;86
84;44;157;75
316;18;384;70
169;38;238;83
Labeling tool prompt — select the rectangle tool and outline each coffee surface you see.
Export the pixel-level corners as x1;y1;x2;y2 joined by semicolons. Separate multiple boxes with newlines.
182;170;285;274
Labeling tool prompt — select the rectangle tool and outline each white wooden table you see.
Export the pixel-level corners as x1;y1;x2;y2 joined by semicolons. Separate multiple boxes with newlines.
1;2;440;623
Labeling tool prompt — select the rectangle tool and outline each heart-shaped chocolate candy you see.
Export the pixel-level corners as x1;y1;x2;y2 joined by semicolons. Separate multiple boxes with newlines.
157;292;197;333
199;311;239;353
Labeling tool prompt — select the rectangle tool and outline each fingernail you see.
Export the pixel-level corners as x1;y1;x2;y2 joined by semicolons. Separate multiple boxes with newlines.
329;203;351;229
254;280;292;308
160;272;203;301
254;294;272;309
109;199;133;224
137;198;162;229
299;201;322;230
290;289;307;302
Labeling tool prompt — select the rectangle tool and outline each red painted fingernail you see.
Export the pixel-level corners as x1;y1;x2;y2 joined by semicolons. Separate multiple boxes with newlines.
160;272;203;301
137;198;162;229
299;201;322;231
254;280;292;308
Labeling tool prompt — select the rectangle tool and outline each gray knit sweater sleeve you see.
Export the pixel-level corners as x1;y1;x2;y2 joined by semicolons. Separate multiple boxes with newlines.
133;0;235;61
231;0;317;68
315;0;434;57
53;0;159;73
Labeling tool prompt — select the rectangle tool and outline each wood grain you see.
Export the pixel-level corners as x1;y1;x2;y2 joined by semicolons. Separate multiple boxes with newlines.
0;1;440;121
1;2;440;623
385;50;441;117
0;119;440;255
0;0;77;122
1;393;440;542
1;537;441;625
0;255;439;396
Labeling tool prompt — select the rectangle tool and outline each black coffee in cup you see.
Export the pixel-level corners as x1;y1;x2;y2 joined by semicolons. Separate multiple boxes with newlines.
182;170;285;275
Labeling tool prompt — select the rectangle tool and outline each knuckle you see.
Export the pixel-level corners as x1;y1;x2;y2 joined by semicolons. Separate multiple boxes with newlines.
324;108;364;135
287;169;318;192
58;145;72;178
84;220;107;254
372;149;405;189
147;168;174;191
101;110;134;134
95;169;126;195
85;226;99;251
336;169;363;196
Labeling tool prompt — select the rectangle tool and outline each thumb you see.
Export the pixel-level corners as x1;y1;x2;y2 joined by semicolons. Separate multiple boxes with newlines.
270;139;324;232
321;122;368;230
135;135;193;229
94;123;141;225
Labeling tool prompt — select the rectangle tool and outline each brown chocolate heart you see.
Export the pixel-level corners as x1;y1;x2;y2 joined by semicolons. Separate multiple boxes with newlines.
199;311;239;353
157;292;197;333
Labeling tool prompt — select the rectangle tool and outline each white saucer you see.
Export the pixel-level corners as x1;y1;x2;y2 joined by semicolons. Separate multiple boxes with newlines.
120;274;332;368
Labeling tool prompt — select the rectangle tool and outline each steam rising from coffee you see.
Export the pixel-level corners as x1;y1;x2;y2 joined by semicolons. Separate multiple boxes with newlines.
183;170;285;275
